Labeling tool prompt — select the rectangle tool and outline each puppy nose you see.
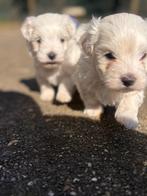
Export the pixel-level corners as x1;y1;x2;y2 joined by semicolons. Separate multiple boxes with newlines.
121;74;136;87
48;52;56;60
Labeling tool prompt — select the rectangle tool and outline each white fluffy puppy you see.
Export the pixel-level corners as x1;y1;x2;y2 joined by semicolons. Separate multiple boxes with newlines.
21;13;79;103
74;13;147;129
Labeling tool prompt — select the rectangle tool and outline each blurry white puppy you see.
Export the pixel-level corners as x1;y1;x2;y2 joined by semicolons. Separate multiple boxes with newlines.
74;13;147;129
21;13;80;103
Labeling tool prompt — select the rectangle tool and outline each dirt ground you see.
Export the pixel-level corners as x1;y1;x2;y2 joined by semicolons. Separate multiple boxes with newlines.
0;23;147;196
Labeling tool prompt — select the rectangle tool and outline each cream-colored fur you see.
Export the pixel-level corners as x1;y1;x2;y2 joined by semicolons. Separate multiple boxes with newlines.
74;13;147;129
21;13;80;103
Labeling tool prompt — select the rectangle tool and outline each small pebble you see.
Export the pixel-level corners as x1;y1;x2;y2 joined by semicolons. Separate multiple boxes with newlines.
143;160;147;166
8;140;18;146
48;191;54;196
70;191;77;196
27;181;33;186
91;177;97;182
87;162;92;167
73;178;80;183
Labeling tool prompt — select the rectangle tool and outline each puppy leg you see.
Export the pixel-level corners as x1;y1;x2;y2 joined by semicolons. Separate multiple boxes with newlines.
79;88;103;120
84;106;103;121
84;99;103;121
36;75;55;102
56;77;75;103
115;91;144;129
40;85;55;102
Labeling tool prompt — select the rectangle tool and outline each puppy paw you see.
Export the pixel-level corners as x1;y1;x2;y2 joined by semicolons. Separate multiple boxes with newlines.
40;88;55;102
115;114;138;129
84;107;103;121
56;91;72;103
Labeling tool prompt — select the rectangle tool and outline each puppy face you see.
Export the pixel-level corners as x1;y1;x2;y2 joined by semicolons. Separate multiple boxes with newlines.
21;13;77;67
82;14;147;91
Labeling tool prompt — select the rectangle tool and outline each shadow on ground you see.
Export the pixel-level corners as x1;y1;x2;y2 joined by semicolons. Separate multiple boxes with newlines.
21;78;39;92
20;77;84;111
0;91;147;196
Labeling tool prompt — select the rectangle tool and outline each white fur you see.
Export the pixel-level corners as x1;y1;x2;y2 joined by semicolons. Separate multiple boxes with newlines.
74;13;147;129
21;13;80;103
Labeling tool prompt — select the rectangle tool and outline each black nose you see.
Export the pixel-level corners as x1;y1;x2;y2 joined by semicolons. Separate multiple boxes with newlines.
121;74;136;87
48;52;56;60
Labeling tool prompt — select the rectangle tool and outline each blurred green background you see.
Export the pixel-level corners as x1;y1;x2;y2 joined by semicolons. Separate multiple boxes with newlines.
0;0;147;21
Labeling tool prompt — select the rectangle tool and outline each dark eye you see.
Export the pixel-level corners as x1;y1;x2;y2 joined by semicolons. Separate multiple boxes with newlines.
60;38;65;43
37;38;41;44
140;53;147;61
105;52;116;60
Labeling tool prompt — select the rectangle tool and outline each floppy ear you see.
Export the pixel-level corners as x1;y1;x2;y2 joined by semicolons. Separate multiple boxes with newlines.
65;16;79;38
21;16;36;41
80;16;101;56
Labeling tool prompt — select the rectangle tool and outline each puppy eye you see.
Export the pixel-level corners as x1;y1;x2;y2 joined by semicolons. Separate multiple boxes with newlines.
140;53;147;61
60;38;65;43
36;38;41;44
105;52;116;60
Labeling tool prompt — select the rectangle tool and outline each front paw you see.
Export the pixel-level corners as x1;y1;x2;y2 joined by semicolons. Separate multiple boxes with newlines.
40;89;55;102
115;113;138;129
84;107;103;121
56;91;72;103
